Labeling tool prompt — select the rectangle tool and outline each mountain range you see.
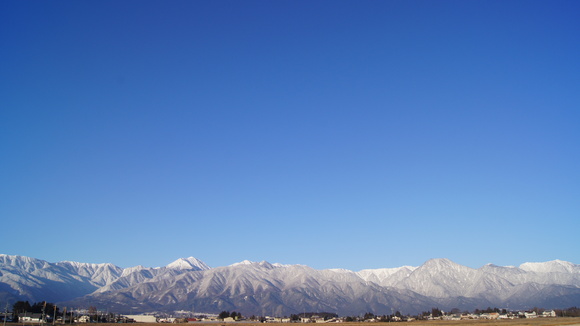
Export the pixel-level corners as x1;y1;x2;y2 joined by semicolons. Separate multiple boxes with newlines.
1;254;579;316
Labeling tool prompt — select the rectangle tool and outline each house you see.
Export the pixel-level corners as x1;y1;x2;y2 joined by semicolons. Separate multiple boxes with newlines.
19;313;44;323
524;311;537;318
123;315;158;323
77;315;91;323
542;310;556;317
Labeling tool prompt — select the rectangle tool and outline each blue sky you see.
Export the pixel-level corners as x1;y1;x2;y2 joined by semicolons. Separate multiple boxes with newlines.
1;0;579;271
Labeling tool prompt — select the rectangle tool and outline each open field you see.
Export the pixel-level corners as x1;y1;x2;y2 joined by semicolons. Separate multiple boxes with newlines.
6;321;580;326
181;320;580;326
171;320;580;326
8;320;580;326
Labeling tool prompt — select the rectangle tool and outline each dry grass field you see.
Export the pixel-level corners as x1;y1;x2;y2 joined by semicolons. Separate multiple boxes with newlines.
179;320;580;326
344;320;580;326
9;319;579;326
340;320;580;326
6;321;580;326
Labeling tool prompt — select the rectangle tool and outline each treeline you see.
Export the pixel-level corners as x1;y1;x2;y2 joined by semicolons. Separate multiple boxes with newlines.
243;312;338;322
12;301;60;316
294;312;338;320
8;301;122;323
342;311;403;322
555;307;580;317
8;301;580;321
418;307;509;317
218;311;242;319
342;306;580;322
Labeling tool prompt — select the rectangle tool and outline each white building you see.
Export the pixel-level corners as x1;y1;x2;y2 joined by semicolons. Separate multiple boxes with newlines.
77;316;91;323
524;311;537;319
123;315;158;323
542;310;556;317
19;314;43;323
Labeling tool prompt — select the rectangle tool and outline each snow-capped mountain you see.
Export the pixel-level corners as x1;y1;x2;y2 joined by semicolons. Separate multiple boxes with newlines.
357;265;417;287
1;254;579;316
0;254;118;304
166;256;210;271
0;254;209;302
520;259;580;274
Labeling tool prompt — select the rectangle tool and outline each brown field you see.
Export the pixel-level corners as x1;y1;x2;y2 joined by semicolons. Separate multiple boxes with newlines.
8;319;580;326
183;320;580;326
5;321;580;326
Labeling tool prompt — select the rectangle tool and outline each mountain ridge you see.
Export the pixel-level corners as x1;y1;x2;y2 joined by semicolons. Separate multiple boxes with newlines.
1;254;579;316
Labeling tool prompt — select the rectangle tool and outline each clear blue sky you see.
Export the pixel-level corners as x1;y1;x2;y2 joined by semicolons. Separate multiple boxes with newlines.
1;0;579;271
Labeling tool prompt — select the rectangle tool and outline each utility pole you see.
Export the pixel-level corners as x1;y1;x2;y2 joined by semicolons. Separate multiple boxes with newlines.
3;303;9;326
41;302;46;326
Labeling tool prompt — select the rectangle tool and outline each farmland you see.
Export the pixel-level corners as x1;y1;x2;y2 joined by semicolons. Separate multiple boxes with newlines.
7;319;580;326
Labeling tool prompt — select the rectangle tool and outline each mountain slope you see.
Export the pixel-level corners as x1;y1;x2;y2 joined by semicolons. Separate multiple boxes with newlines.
68;261;437;316
0;255;103;303
2;254;579;316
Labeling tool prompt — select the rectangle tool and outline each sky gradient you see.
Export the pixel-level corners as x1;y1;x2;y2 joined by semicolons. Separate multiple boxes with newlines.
1;0;579;271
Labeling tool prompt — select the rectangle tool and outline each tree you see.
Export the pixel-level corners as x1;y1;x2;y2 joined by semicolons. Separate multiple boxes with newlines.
363;312;374;320
88;306;98;322
431;308;442;318
218;311;230;320
30;302;45;313
532;307;544;314
13;301;31;315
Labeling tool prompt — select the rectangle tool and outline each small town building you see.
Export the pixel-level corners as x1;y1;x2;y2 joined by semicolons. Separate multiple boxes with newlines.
524;311;538;318
543;310;557;317
123;314;158;323
77;315;91;323
19;313;44;323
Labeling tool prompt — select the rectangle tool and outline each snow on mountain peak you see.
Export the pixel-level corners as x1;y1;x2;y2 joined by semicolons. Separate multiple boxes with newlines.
0;254;49;269
358;265;417;276
121;265;146;277
272;263;291;268
423;258;458;269
519;259;578;274
230;260;254;266
327;268;353;273
166;257;210;271
229;260;278;269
